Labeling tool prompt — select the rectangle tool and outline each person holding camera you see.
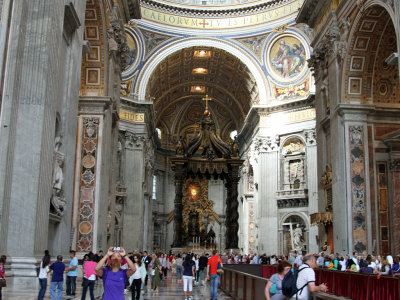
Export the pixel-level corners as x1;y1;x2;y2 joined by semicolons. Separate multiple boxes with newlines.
95;247;135;300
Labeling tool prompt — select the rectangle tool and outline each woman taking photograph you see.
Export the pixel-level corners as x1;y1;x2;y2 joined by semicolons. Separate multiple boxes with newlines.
264;260;292;300
182;254;195;300
129;254;146;300
95;247;135;300
38;254;51;300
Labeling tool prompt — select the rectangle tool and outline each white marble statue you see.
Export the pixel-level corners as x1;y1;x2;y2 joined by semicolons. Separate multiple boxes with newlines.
293;224;303;251
51;155;65;216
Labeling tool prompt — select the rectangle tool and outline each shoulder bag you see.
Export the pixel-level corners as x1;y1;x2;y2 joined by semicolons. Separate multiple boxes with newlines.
217;261;224;275
0;278;6;288
269;273;278;294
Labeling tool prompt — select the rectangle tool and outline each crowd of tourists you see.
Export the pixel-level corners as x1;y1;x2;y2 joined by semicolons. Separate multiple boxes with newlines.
260;251;400;300
0;248;225;300
227;251;400;276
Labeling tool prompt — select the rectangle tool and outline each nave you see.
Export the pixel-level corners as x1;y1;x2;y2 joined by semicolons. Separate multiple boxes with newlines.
1;275;234;300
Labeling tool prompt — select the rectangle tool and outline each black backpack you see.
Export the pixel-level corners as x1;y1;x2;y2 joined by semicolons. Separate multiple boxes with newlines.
282;266;309;297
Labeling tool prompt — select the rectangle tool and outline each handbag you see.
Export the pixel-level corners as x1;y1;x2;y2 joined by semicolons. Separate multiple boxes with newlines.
0;278;6;288
217;262;224;275
150;268;155;276
269;273;277;294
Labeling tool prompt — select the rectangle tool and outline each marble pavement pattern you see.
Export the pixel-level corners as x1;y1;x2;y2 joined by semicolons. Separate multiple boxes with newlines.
2;275;234;300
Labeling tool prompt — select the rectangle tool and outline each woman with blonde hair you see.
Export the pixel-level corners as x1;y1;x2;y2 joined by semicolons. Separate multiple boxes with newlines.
150;253;161;292
379;257;391;275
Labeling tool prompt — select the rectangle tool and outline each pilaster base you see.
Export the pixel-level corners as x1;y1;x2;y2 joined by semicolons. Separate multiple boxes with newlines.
6;257;39;290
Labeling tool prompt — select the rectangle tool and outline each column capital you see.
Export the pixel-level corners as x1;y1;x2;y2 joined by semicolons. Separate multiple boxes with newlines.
254;136;280;153
304;129;317;146
124;131;146;150
390;159;400;171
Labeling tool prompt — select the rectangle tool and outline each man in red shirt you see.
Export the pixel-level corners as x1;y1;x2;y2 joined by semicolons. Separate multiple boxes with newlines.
207;250;223;300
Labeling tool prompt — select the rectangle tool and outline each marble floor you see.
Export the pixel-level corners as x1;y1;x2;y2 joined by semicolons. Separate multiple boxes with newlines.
1;275;234;300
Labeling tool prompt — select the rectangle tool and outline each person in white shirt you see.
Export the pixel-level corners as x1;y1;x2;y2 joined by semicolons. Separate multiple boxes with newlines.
296;254;328;300
129;254;146;300
38;255;51;300
294;253;303;267
252;254;259;264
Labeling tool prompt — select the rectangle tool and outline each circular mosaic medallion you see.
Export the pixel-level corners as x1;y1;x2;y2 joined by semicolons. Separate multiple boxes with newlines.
267;35;307;82
79;221;92;234
82;154;96;169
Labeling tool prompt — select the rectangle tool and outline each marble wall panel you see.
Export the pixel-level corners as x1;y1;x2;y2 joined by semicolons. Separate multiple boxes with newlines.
349;125;368;253
76;117;100;252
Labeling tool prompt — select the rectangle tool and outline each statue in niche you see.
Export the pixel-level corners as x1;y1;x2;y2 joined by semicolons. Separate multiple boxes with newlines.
176;136;186;156
186;211;200;243
293;224;303;252
54;132;63;152
290;160;304;185
51;153;66;216
207;225;216;246
230;137;239;157
321;164;332;187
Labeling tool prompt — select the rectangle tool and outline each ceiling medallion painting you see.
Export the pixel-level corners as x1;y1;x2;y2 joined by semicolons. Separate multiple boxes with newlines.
267;35;306;82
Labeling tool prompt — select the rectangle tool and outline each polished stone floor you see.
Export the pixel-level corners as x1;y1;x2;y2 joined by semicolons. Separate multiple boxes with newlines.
1;273;234;300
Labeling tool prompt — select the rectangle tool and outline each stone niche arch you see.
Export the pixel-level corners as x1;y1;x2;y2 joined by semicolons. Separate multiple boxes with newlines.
135;38;269;104
279;212;310;255
342;2;399;103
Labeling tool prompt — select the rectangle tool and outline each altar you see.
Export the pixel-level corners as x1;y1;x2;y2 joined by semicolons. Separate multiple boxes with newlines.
170;102;244;251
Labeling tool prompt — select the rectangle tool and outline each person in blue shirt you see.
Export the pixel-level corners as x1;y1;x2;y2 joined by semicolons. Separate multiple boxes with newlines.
66;250;78;297
50;255;65;300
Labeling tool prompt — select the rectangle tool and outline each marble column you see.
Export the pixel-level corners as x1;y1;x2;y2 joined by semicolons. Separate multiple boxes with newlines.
305;129;319;253
0;0;84;289
257;136;279;255
121;131;146;250
390;160;400;255
224;179;236;249
172;164;185;248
